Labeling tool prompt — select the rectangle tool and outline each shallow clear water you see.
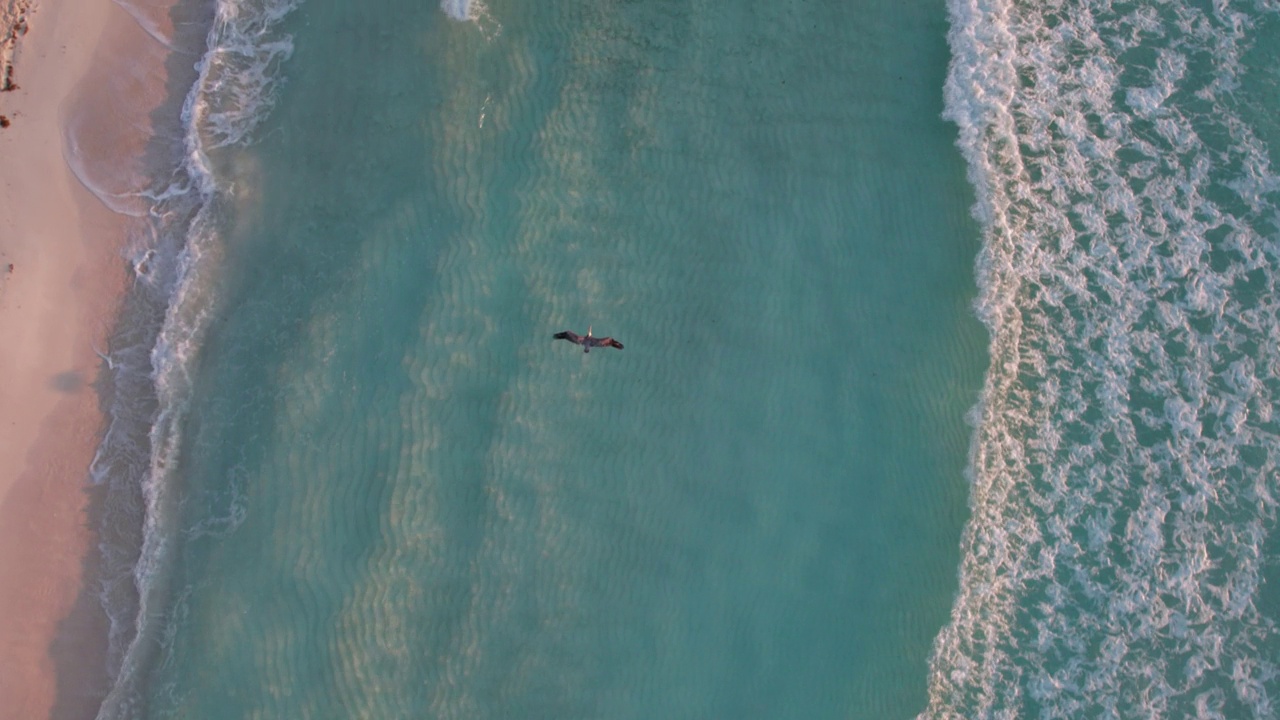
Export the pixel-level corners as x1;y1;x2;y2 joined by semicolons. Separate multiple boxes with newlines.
93;0;986;717
90;0;1280;718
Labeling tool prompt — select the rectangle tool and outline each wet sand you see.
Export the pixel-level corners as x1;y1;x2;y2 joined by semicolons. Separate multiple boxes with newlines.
0;0;171;716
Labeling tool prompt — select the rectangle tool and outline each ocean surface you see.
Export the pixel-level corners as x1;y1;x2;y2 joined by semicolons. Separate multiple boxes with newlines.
75;0;1280;717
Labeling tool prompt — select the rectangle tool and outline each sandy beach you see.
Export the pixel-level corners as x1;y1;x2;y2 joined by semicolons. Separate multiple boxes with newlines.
0;0;180;716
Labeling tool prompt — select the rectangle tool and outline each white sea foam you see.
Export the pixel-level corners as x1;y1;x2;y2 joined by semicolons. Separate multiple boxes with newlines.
439;0;500;38
90;0;303;717
441;0;475;22
926;0;1280;717
63;132;154;217
111;0;178;49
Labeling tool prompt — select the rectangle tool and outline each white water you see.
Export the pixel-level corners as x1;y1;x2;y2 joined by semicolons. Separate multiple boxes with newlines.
926;0;1280;717
90;1;303;717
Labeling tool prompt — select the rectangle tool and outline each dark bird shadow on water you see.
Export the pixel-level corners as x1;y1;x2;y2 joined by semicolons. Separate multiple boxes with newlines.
46;0;217;718
50;371;85;393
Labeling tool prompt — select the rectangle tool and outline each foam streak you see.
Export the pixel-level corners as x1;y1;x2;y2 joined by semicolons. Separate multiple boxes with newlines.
927;0;1280;717
89;0;303;717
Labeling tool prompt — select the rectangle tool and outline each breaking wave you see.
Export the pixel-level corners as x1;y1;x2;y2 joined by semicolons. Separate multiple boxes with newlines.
88;0;302;717
924;0;1280;718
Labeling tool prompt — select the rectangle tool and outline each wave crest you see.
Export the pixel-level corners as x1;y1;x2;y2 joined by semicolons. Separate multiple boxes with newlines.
90;0;302;717
927;0;1280;718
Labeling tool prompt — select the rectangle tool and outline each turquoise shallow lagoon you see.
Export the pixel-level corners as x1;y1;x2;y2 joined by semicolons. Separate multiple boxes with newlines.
89;0;1280;717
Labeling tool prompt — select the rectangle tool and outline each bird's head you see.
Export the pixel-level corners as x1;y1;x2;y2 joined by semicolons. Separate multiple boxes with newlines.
587;325;593;338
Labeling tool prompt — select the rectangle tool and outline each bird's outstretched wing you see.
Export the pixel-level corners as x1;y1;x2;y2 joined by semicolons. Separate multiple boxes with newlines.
601;338;624;350
553;331;582;344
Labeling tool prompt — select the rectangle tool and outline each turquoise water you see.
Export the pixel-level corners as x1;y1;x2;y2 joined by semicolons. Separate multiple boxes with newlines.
927;1;1280;718
92;0;984;717
85;0;1280;717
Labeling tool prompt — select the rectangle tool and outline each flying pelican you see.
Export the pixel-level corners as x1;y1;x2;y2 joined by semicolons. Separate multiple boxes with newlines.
553;326;623;353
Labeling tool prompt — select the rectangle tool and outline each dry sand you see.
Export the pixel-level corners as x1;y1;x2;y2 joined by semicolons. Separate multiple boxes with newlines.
0;0;182;716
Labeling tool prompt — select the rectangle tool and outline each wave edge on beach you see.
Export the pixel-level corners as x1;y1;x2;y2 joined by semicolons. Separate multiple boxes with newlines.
85;0;304;716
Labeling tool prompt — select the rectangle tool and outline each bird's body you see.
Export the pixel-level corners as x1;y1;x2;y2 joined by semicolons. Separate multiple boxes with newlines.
553;326;623;353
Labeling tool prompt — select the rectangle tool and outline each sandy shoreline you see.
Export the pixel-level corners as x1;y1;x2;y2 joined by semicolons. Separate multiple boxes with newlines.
0;0;183;716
